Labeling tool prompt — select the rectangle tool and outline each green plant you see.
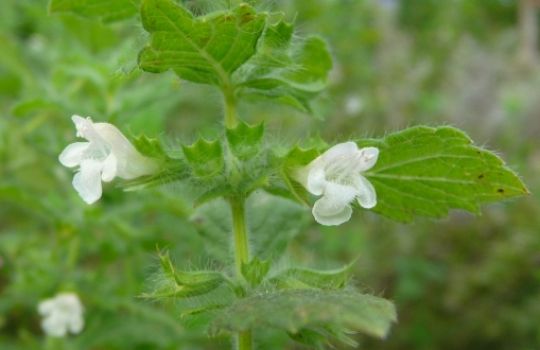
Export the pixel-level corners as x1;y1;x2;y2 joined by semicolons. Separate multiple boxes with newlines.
47;1;528;349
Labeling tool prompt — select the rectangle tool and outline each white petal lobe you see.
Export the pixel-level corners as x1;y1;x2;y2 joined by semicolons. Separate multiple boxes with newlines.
58;142;89;167
72;160;103;204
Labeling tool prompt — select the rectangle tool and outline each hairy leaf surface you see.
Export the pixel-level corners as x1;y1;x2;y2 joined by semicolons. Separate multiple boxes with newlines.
357;126;528;222
234;19;332;112
210;289;396;339
139;0;266;85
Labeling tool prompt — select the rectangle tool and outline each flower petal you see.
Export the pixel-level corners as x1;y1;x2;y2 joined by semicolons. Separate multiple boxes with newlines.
307;167;326;195
320;141;358;162
312;182;356;225
356;147;379;172
93;123;157;179
72;159;103;204
58;142;89;167
42;314;68;337
38;299;55;316
312;196;353;226
101;154;117;182
354;175;377;209
68;315;84;334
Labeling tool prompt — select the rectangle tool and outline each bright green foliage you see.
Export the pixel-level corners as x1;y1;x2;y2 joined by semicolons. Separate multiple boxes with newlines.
138;0;332;113
234;19;333;112
132;134;168;160
182;137;224;177
271;262;355;290
143;251;226;298
241;257;270;287
225;121;264;159
139;0;266;86
357;126;528;222
210;289;397;340
49;0;140;22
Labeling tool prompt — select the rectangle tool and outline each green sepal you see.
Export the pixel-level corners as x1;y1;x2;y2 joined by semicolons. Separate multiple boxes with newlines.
241;257;271;287
225;121;264;159
271;261;355;290
182;137;224;177
143;251;226;299
270;143;324;205
132;134;168;160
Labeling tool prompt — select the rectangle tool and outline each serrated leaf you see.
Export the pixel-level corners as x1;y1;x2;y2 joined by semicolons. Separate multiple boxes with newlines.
49;0;140;22
226;121;264;159
272;262;355;290
357;126;529;222
182;138;223;177
234;18;333;112
139;0;266;85
144;251;226;299
210;289;396;340
269;144;324;205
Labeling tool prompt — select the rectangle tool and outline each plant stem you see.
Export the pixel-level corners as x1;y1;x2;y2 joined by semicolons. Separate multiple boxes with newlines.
224;87;238;129
230;197;249;278
229;196;252;350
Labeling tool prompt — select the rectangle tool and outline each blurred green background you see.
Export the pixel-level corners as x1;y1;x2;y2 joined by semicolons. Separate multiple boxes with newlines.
1;0;539;349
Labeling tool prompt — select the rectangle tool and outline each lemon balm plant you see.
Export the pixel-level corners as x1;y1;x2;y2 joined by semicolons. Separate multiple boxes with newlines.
51;0;528;349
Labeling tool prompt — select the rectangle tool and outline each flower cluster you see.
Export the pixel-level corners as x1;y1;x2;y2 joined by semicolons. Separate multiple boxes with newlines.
295;142;379;226
59;115;157;204
38;292;84;337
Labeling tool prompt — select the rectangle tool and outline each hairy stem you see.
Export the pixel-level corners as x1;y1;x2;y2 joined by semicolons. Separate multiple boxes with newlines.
224;87;238;129
229;196;252;350
230;197;249;279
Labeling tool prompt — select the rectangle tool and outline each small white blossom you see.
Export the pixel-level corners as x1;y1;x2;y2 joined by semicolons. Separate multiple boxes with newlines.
38;293;84;337
59;115;158;204
295;142;379;226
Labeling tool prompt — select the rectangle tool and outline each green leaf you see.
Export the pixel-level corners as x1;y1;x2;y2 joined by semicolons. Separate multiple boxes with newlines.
234;18;333;112
139;0;266;86
143;251;226;299
225;121;264;159
248;192;309;260
357;126;529;222
272;262;355;290
210;289;397;340
241;257;270;287
182;137;224;177
191;193;308;263
48;0;140;22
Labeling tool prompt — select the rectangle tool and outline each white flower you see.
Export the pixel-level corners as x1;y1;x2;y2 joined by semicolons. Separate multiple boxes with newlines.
295;142;379;226
38;293;84;337
59;115;158;204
